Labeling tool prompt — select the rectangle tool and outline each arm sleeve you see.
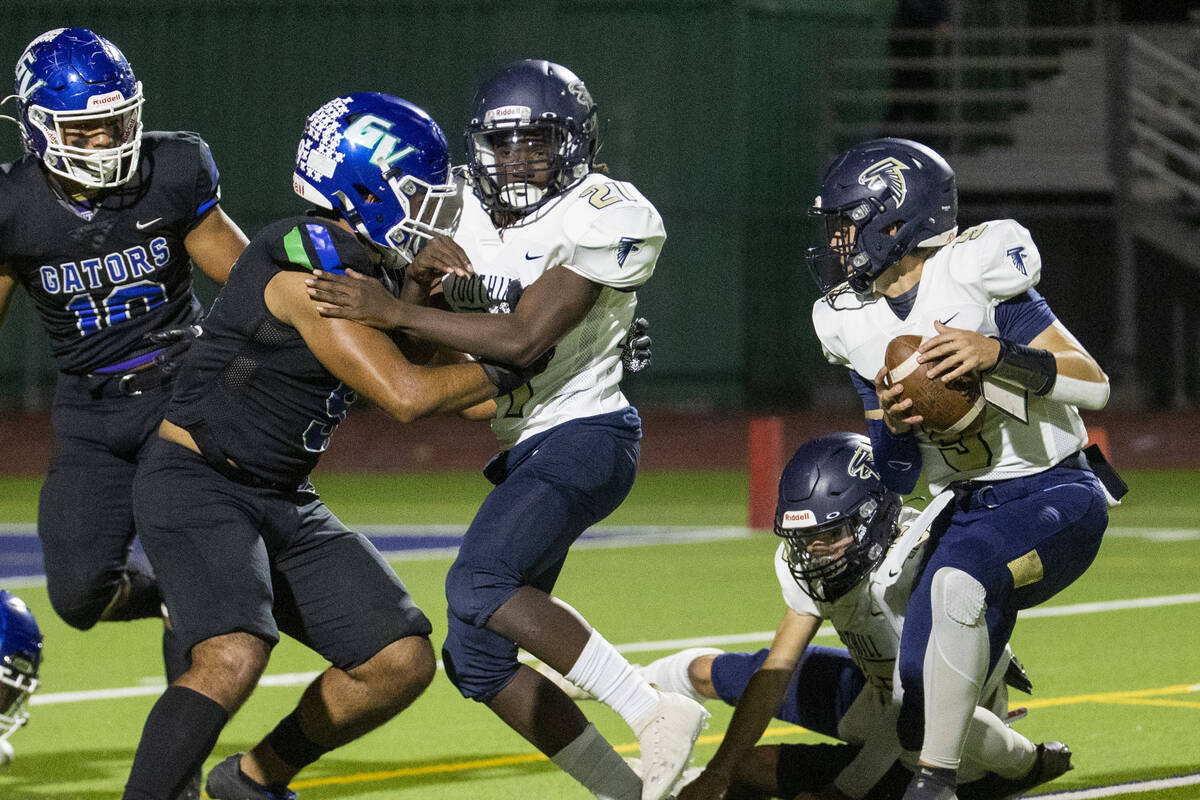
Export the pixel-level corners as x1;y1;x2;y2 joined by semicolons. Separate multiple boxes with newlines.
850;369;922;494
993;289;1056;345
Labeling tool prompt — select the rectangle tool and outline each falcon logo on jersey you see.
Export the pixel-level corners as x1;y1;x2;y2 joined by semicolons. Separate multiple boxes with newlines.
1006;246;1028;275
616;237;644;268
847;444;880;481
858;158;909;207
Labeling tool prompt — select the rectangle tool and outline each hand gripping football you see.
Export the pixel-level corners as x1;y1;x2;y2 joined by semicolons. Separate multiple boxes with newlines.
884;335;985;434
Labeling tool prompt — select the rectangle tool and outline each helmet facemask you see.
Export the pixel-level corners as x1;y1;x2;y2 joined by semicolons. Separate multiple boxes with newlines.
776;490;901;603
25;87;144;189
468;118;591;219
0;652;38;743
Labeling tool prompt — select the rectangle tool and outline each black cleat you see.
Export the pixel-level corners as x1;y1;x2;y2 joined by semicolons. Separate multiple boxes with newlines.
903;765;959;800
1004;653;1034;695
958;741;1073;800
204;754;298;800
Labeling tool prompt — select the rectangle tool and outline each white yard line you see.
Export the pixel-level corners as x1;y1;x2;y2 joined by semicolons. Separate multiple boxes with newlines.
32;590;1200;707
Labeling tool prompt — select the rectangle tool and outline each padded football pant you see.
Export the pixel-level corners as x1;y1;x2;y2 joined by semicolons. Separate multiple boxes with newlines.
442;408;641;701
896;464;1107;752
134;439;431;668
38;374;168;630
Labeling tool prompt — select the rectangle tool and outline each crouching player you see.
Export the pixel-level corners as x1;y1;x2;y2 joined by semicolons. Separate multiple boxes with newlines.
655;434;1074;800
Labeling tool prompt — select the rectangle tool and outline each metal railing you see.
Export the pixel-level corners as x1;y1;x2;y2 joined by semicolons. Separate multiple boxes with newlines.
1126;33;1200;204
821;25;1101;159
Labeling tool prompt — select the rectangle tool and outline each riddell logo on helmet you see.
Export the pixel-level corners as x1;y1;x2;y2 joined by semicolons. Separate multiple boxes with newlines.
485;105;532;124
87;91;125;108
781;509;817;529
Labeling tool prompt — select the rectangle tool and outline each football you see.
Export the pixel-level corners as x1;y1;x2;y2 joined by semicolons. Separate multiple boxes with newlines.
883;335;985;434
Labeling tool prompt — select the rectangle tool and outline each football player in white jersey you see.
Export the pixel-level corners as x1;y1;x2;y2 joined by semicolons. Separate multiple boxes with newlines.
805;138;1118;800
638;434;1071;800
304;60;705;800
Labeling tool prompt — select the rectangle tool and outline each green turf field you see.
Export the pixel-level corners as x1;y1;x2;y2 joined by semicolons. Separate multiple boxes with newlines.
1;468;1197;799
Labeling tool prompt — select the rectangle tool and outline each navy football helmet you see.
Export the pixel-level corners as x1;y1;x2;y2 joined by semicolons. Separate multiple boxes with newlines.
807;138;957;295
293;93;460;263
465;59;597;220
0;591;42;743
10;28;144;189
774;433;903;603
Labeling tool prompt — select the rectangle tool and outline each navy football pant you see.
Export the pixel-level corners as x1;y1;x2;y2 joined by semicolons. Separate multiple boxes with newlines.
896;464;1107;750
442;408;641;701
38;375;168;629
711;645;865;738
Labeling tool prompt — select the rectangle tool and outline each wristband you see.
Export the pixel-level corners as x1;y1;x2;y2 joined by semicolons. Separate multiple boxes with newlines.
981;338;1057;395
478;361;526;396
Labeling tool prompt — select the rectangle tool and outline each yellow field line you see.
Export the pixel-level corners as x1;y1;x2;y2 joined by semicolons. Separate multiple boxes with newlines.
289;681;1199;791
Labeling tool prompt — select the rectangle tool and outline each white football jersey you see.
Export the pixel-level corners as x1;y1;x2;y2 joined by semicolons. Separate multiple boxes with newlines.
811;219;1088;492
444;173;664;449
776;500;1009;797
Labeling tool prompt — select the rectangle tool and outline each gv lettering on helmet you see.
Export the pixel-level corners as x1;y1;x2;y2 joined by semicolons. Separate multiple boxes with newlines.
343;114;416;170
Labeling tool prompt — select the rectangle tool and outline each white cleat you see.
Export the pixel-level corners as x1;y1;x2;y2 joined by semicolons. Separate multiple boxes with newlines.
633;691;710;800
625;757;703;799
534;661;595;701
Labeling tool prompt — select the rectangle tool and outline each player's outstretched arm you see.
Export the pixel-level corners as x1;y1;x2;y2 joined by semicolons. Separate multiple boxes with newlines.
267;271;499;422
311;264;599;368
678;610;821;800
184;206;249;284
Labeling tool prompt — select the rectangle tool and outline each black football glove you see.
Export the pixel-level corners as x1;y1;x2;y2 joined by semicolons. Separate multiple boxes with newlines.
621;316;652;373
479;346;556;395
145;324;203;376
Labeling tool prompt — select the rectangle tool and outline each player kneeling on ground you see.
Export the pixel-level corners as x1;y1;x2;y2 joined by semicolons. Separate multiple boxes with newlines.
559;434;1073;800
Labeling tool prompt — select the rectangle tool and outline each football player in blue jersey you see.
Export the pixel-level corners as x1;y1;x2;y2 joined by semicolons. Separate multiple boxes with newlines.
121;92;539;800
0;590;43;768
305;60;702;800
806;138;1120;800
0;27;247;798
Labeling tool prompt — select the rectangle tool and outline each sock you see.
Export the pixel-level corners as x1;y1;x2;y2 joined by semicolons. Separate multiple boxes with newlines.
550;722;642;800
265;709;333;771
920;568;990;771
637;648;722;704
122;685;228;800
565;629;660;727
959;707;1037;779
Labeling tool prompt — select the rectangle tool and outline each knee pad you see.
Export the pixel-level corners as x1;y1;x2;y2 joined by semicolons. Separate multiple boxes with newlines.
445;558;517;630
441;615;521;702
934;567;987;627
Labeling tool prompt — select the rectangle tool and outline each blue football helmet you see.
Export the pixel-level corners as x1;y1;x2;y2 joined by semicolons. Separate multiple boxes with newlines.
774;433;903;603
465;59;597;220
807;138;957;295
0;591;42;743
293;93;460;263
11;28;144;189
